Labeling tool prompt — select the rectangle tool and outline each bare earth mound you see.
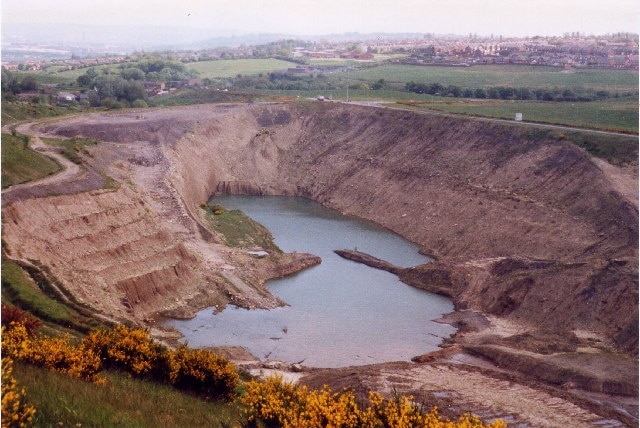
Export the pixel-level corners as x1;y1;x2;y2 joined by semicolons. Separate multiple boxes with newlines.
2;103;637;425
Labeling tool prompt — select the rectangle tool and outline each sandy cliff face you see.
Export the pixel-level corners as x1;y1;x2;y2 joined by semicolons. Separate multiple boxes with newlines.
3;103;637;353
167;103;637;352
273;104;638;351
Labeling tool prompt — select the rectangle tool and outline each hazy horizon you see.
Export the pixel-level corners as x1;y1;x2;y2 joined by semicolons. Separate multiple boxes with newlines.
3;0;638;42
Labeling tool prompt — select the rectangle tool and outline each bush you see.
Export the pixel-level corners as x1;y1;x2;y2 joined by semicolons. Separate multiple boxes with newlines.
240;376;507;428
2;322;104;384
1;305;41;335
29;336;103;383
168;345;239;400
1;322;240;401
2;357;36;427
131;99;148;108
241;376;363;427
82;325;165;377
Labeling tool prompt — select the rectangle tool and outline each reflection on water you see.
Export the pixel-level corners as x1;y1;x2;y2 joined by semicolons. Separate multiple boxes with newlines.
165;196;456;368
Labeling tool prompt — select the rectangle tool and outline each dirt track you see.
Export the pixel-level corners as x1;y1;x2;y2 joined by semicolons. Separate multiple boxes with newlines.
1;122;103;206
2;103;637;426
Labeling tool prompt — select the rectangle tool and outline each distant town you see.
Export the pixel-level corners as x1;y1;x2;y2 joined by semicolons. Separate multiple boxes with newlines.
2;32;638;72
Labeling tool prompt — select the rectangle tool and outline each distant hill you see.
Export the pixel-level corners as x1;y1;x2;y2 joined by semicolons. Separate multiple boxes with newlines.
2;22;432;60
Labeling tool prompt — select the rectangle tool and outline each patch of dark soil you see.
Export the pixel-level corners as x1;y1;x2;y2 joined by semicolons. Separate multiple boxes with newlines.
256;108;292;127
2;166;105;206
497;332;581;354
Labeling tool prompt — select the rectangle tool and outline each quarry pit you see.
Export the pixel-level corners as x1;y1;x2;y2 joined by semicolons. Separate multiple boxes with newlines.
2;102;638;426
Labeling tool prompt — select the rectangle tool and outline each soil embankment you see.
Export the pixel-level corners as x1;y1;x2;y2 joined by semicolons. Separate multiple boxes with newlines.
2;103;637;425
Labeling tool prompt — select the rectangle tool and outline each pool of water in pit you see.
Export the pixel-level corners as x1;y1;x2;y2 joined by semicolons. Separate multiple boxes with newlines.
165;196;456;368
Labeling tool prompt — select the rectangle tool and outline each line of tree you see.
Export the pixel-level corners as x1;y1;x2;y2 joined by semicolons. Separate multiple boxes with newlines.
405;81;632;102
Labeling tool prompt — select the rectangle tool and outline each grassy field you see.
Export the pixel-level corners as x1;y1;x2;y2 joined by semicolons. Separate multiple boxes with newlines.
48;63;124;81
1;133;62;188
188;58;294;79
13;363;245;427
347;64;639;92
405;96;639;133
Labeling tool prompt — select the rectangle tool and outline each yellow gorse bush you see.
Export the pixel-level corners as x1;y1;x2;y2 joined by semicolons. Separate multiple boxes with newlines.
1;357;36;428
240;376;507;428
82;324;163;376
167;345;240;400
1;322;239;399
1;323;103;384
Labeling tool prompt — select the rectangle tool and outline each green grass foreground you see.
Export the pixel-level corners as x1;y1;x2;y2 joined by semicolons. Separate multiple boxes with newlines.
1;133;62;188
12;363;246;427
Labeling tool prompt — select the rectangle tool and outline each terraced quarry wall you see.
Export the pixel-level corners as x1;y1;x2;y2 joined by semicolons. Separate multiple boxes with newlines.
3;103;637;354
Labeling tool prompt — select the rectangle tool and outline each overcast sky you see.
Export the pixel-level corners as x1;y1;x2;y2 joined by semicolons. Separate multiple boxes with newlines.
2;0;638;37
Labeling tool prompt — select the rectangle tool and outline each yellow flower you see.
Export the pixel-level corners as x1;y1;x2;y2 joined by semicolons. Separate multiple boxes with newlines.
2;357;36;428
